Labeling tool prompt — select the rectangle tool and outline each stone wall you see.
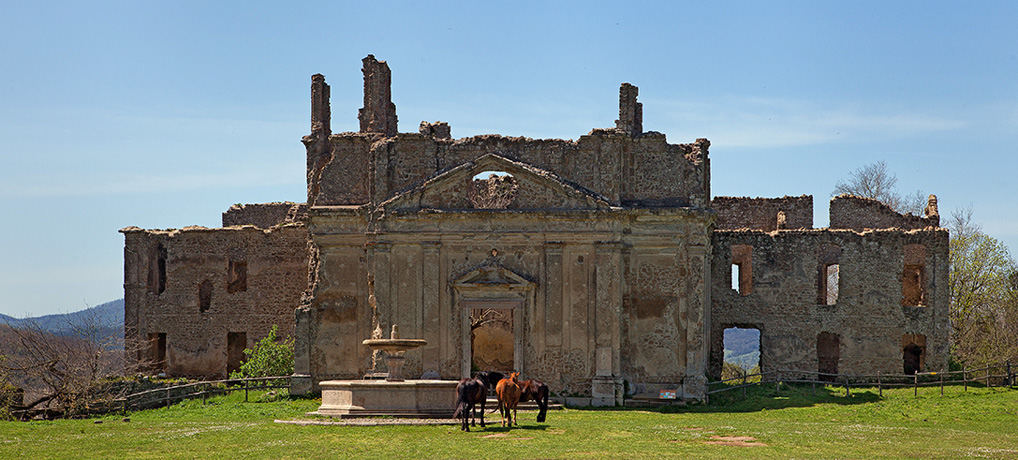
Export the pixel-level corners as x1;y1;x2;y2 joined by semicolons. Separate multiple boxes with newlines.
829;194;939;230
709;227;949;378
122;224;308;378
305;60;710;211
712;195;813;230
222;202;307;228
295;207;712;402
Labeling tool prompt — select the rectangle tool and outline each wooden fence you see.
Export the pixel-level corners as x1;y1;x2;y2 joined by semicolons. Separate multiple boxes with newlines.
708;362;1015;398
116;376;292;414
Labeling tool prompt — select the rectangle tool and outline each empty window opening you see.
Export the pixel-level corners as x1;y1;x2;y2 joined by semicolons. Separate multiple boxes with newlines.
722;327;760;379
902;334;926;375
227;332;247;376
823;264;840;305
227;259;247;294
198;279;213;313
817;244;842;305
730;245;753;295
817;332;840;381
147;332;166;373
470;308;514;373
147;243;167;295
468;171;519;209
902;244;927;306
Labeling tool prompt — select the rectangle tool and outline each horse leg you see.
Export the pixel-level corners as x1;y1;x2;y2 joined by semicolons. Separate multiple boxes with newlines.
479;397;486;427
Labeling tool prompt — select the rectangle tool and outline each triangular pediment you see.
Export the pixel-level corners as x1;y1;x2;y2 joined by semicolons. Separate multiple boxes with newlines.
452;261;535;291
379;154;612;212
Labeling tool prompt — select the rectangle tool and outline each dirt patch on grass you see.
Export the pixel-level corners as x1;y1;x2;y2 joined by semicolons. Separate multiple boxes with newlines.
481;433;533;440
705;435;768;447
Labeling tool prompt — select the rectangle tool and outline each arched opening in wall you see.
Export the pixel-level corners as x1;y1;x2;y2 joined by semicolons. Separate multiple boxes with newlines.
817;332;840;381
147;332;166;373
902;333;926;375
722;327;760;379
468;171;519;209
227;332;247;376
470;308;514;373
902;244;927;306
147;243;167;295
198;280;213;313
730;245;753;296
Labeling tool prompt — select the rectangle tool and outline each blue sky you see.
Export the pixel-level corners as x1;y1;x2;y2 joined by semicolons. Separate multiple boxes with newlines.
1;1;1016;317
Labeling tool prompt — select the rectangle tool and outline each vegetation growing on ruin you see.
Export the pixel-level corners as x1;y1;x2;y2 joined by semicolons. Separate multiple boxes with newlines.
228;325;294;381
0;385;1014;459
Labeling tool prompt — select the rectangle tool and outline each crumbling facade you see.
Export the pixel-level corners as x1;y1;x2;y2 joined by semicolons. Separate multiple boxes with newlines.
121;203;308;378
122;56;949;402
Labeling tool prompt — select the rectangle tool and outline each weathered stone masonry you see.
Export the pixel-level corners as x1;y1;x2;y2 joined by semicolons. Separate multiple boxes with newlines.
121;203;308;378
122;56;948;403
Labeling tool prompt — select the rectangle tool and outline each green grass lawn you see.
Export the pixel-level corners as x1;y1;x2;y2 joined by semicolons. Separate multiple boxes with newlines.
2;384;1016;459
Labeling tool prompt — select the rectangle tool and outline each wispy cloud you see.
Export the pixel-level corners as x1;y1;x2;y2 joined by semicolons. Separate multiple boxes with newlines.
0;165;304;198
654;96;967;148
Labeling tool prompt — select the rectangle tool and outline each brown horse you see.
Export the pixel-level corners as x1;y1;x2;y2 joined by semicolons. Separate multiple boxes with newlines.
453;377;488;431
517;378;550;423
495;372;521;427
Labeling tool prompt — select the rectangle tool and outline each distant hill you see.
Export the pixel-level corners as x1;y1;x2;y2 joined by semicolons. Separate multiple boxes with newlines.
0;299;123;346
723;327;760;371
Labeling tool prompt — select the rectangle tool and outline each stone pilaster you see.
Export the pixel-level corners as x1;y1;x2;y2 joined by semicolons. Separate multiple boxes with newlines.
592;241;623;406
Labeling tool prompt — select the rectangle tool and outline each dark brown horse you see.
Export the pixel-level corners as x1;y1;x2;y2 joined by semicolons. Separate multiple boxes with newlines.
517;378;550;423
453;377;488;431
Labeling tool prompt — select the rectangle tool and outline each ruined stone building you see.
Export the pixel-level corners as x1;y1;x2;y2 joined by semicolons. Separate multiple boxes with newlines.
122;56;948;403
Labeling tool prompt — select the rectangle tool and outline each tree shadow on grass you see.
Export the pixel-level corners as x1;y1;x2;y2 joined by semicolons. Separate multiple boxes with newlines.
568;383;883;414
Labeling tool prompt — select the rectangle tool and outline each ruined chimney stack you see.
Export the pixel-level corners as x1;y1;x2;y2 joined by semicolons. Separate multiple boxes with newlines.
358;55;398;137
310;74;331;138
616;83;642;135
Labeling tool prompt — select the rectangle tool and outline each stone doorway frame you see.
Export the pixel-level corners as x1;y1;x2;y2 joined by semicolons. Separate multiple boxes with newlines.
452;262;536;379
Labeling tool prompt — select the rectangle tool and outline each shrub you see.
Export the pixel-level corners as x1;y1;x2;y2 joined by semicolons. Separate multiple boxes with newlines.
228;326;293;380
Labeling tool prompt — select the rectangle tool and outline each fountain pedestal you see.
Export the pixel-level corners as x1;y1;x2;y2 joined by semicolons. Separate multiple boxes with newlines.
313;325;457;418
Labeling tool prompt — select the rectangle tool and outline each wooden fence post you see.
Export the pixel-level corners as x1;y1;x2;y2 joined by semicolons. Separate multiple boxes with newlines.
166;388;171;409
985;366;990;388
940;372;944;396
963;366;967;391
914;373;918;397
877;372;882;398
742;369;747;397
244;379;249;402
844;376;850;397
1008;361;1013;388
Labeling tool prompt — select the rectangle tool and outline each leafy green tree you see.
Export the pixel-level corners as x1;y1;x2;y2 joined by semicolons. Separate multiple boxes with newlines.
229;325;294;380
947;209;1018;368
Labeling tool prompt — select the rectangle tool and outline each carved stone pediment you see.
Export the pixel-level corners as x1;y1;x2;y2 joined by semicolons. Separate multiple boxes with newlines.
379;153;612;212
451;261;535;292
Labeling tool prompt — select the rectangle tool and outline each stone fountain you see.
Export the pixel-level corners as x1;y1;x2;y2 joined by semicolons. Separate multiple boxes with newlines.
314;324;458;418
362;325;426;382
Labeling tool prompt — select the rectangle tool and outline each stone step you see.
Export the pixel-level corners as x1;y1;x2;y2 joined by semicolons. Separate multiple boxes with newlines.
483;397;564;410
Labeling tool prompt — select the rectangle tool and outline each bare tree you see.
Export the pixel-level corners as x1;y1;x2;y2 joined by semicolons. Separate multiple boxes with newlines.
0;309;136;418
468;173;519;209
832;160;926;215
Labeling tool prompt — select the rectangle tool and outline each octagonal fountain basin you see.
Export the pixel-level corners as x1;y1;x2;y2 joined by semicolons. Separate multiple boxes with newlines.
315;379;459;418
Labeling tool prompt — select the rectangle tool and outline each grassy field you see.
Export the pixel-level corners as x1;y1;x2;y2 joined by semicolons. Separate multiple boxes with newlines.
2;384;1016;459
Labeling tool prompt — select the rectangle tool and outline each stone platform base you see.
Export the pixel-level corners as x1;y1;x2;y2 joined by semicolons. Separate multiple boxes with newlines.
313;379;459;418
